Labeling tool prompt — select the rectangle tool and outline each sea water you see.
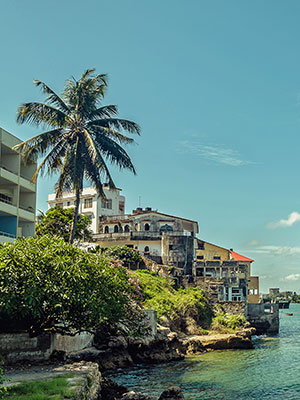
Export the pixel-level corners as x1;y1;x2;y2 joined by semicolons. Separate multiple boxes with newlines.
107;303;300;400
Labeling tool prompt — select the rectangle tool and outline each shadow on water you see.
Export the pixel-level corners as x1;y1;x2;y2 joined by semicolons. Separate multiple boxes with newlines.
107;304;300;400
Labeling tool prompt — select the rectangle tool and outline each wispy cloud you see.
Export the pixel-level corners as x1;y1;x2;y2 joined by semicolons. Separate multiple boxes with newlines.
247;245;300;257
267;212;300;229
285;274;300;281
177;139;254;166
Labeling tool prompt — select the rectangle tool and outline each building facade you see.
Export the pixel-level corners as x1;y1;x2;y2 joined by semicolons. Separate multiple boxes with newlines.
0;128;36;243
48;186;125;234
194;240;259;304
94;207;199;274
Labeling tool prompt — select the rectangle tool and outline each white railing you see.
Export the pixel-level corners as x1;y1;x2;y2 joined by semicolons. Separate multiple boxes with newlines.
0;231;16;238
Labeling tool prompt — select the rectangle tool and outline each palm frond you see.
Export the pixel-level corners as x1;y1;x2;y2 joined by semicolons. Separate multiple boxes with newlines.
90;125;135;145
14;129;64;163
88;105;118;120
16;103;68;128
89;118;140;135
34;80;70;114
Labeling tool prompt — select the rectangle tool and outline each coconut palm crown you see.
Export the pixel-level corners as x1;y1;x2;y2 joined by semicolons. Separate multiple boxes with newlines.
15;69;140;243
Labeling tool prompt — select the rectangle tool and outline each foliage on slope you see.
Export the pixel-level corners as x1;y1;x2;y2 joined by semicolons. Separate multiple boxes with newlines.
133;270;213;331
211;311;247;333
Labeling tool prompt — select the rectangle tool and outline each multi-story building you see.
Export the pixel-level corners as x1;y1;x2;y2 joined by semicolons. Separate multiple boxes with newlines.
0;127;36;243
48;186;125;234
194;239;259;304
94;207;199;274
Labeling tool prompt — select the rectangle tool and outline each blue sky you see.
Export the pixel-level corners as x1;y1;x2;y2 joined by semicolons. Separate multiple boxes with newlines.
1;0;300;291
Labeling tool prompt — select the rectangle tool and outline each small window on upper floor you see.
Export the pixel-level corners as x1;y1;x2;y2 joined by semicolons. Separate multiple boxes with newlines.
145;223;150;231
124;225;130;232
84;198;93;208
213;256;221;260
102;198;112;209
104;226;109;234
67;201;71;206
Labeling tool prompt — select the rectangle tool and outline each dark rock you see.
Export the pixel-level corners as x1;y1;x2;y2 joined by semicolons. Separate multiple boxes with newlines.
99;377;128;400
159;386;185;399
122;393;157;400
50;350;66;362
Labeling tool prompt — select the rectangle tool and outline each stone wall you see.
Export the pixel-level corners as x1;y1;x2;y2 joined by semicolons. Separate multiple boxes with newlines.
0;331;94;365
247;303;279;334
217;301;246;316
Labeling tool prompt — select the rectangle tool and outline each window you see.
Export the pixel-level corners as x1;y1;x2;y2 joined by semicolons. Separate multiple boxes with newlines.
198;241;205;250
84;198;93;208
57;203;63;208
104;226;109;234
145;223;150;231
124;225;130;232
213;256;221;260
144;246;150;253
0;193;12;204
119;201;125;213
102;199;112;209
197;255;204;260
67;201;71;206
114;225;119;233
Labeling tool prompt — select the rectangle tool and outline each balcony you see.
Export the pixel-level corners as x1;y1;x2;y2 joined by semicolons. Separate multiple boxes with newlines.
0;166;18;184
93;232;131;241
0;231;16;243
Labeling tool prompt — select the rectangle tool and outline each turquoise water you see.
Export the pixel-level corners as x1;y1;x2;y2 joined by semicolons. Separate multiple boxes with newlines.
108;304;300;399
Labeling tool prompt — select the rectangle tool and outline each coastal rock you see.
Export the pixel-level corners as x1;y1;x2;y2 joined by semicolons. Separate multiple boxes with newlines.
159;386;185;399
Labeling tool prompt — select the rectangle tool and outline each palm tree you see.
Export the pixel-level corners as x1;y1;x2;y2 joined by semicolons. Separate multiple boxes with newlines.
15;69;140;243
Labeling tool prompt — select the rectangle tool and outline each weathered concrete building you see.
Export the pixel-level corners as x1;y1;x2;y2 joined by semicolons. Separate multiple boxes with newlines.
193;240;259;304
94;208;198;274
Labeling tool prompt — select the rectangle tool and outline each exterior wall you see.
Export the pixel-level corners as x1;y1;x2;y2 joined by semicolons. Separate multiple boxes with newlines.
196;240;230;262
248;276;260;304
247;303;279;334
48;186;125;234
0;127;37;242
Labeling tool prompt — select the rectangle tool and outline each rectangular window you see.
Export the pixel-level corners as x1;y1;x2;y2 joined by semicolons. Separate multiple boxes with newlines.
119;201;125;212
101;199;112;209
57;203;63;208
0;193;12;204
213;256;221;260
197;255;204;260
84;198;93;208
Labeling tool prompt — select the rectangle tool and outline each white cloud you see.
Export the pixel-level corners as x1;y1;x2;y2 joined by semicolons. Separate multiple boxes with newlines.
267;212;300;229
244;245;300;257
285;274;300;281
177;139;253;167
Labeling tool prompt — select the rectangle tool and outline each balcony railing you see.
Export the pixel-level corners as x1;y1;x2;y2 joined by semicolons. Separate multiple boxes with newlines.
0;231;16;239
19;205;35;213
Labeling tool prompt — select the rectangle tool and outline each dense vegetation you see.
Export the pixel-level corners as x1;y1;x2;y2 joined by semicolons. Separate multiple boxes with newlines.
36;206;92;242
0;237;145;337
93;245;144;269
134;270;213;333
211;311;247;333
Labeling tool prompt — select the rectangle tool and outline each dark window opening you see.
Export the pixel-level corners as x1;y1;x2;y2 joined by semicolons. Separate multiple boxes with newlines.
145;223;150;231
114;225;118;233
104;226;109;234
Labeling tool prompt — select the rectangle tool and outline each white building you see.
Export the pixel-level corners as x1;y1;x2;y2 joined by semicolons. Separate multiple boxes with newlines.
48;186;125;233
0;127;37;243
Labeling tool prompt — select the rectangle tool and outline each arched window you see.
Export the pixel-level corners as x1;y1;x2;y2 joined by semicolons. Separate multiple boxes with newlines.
135;223;139;231
114;225;119;233
145;223;150;231
124;225;130;232
104;226;109;234
144;246;150;254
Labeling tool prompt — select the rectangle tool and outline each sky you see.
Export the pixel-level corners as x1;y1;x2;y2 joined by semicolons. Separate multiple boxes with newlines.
1;0;300;292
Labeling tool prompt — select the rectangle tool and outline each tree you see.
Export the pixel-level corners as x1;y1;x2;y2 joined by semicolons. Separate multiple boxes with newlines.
36;206;92;242
0;236;146;337
15;69;140;243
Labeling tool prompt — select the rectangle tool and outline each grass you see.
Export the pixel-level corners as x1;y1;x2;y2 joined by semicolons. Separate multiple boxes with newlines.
5;374;78;400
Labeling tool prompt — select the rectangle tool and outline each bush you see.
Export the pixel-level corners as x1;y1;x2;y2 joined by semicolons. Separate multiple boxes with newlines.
211;311;247;332
94;245;144;269
0;236;145;337
133;270;213;330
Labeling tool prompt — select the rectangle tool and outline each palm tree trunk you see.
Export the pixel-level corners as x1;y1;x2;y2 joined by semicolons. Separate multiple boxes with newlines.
69;185;80;244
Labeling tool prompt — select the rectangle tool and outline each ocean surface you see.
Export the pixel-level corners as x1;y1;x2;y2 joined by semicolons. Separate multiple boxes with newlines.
107;303;300;400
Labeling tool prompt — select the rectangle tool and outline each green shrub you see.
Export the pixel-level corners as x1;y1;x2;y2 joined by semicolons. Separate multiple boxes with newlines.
0;236;145;337
211;311;247;332
94;245;144;269
0;357;7;399
133;270;213;329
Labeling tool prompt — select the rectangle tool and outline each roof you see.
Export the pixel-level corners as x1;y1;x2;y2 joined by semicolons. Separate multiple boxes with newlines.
230;250;254;262
132;210;199;225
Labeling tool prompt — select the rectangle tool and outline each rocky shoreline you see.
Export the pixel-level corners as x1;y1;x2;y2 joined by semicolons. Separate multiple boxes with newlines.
65;327;255;371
